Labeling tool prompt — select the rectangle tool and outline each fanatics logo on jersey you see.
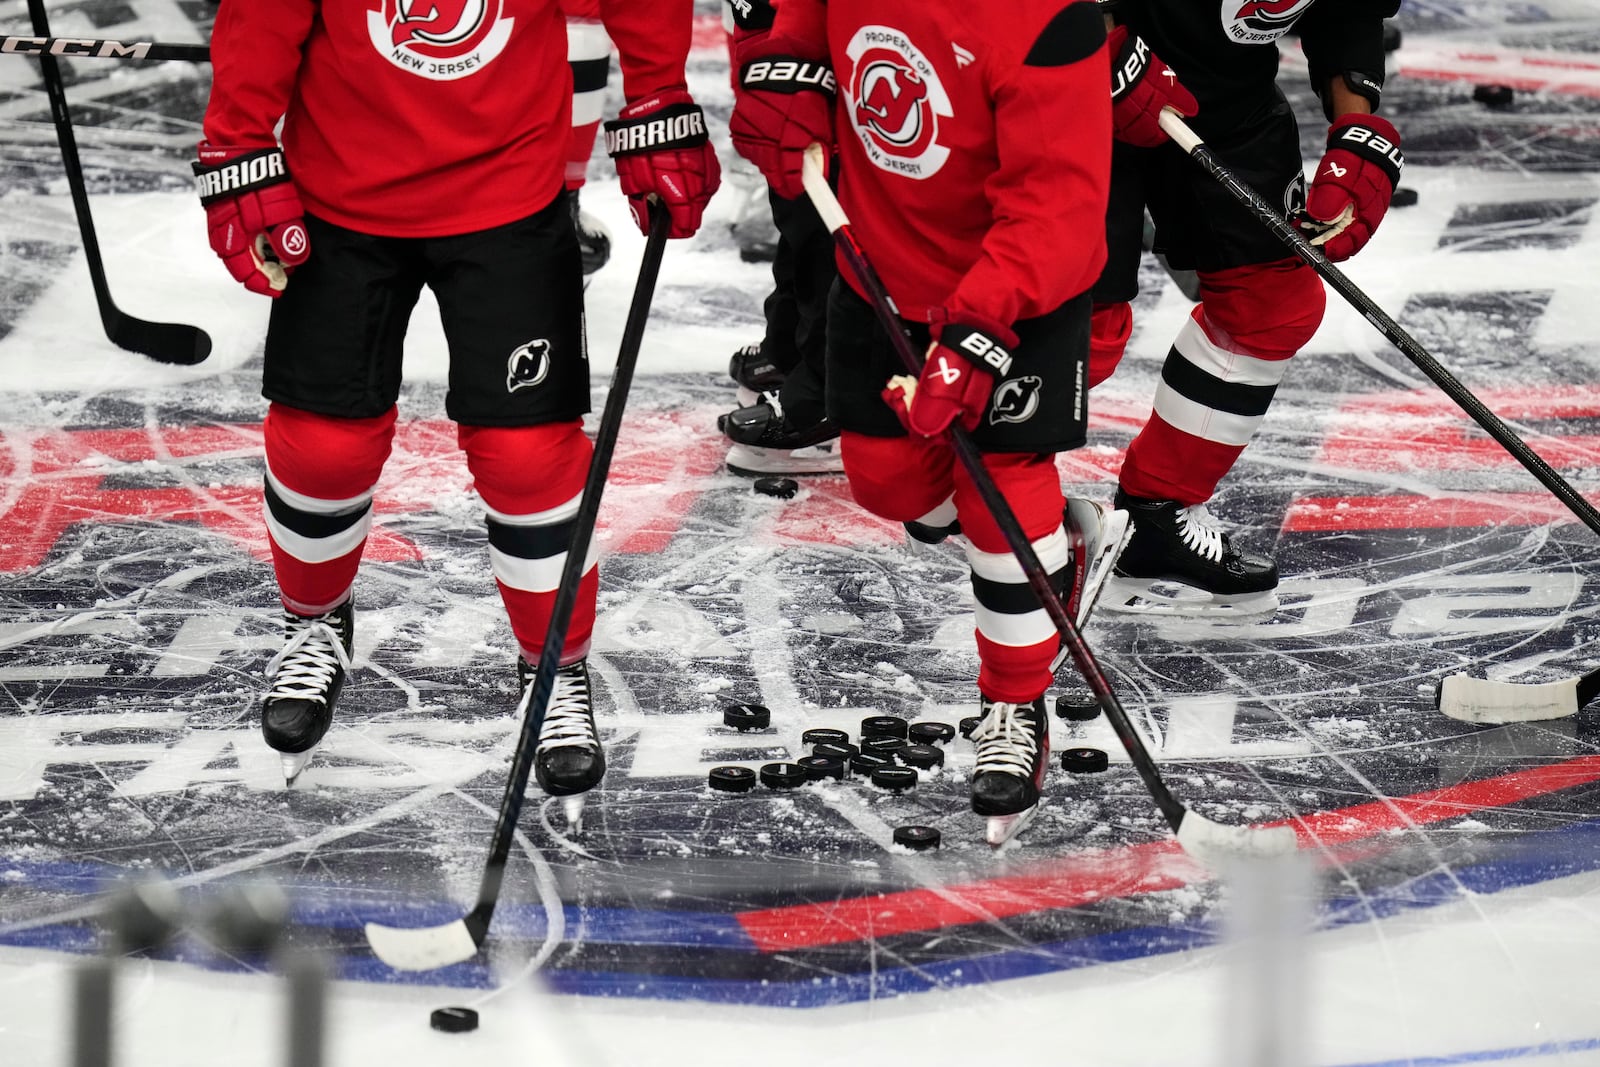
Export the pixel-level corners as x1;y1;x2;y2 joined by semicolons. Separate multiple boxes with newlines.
1220;0;1315;45
506;338;551;393
989;376;1043;425
367;0;514;81
844;26;952;181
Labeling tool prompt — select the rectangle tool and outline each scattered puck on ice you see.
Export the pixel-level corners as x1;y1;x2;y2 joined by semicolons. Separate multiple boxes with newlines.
1054;694;1100;722
723;703;771;732
1060;747;1109;774
707;765;757;793
870;766;918;792
860;715;909;739
958;716;982;739
850;752;891;776
908;721;956;745
798;755;846;781
753;476;800;499
1391;186;1419;208
898;744;945;770
802;728;848;747
759;762;807;790
812;742;858;762
1472;83;1514;109
429;1007;479;1034
861;736;908;758
892;825;941;852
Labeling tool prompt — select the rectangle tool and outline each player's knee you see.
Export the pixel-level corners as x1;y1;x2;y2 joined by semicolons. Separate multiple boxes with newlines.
838;431;953;522
459;420;590;516
1088;301;1132;389
263;403;396;500
1198;259;1325;361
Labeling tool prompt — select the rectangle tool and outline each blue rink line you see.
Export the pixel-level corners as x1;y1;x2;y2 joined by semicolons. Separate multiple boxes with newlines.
1330;1035;1600;1066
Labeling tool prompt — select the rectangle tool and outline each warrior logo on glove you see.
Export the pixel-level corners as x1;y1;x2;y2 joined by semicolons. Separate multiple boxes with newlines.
845;28;952;180
368;0;513;80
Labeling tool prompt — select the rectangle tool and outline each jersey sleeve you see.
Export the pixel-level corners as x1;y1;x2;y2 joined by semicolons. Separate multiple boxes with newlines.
1296;1;1401;116
769;0;828;51
947;2;1113;329
599;0;695;100
202;0;317;147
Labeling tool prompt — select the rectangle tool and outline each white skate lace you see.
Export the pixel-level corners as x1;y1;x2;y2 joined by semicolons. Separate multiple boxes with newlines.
266;613;350;703
972;701;1039;778
1175;504;1227;564
536;666;596;751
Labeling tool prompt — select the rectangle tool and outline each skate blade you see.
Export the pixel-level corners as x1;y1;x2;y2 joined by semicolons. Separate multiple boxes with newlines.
726;442;844;476
1101;576;1279;617
1075;508;1132;629
562;795;587;832
986;804;1040;847
280;748;317;788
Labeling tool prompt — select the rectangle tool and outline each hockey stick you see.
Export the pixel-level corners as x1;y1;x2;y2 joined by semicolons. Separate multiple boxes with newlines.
1156;111;1600;725
363;203;671;971
23;0;211;365
800;144;1295;864
1;34;209;62
1158;110;1600;540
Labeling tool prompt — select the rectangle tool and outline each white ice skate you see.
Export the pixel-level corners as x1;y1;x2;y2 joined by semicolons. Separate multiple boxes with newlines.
1064;497;1132;629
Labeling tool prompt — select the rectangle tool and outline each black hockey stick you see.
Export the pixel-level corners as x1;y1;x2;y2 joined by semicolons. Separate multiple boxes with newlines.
800;145;1295;863
24;0;211;365
1158;111;1600;539
1;34;209;62
364;203;671;971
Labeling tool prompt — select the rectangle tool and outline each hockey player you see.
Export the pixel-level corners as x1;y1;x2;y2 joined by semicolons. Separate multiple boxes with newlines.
193;0;720;791
1093;0;1403;614
731;0;1114;844
563;0;615;277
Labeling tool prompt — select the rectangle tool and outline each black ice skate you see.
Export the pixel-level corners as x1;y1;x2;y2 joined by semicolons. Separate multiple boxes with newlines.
262;599;354;787
523;658;605;827
904;516;961;544
729;341;786;408
1106;489;1279;615
720;394;843;476
969;696;1050;846
569;189;612;277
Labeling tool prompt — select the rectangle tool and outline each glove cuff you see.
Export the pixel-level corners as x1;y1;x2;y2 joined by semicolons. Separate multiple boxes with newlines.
932;312;1018;378
1326;113;1404;187
192;146;292;206
605;94;710;157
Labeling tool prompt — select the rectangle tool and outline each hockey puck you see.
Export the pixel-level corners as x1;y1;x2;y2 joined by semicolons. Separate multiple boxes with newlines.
958;715;982;739
723;703;771;732
429;1007;479;1033
1054;694;1100;722
798;755;846;781
1472;83;1515;109
861;735;908;758
812;742;858;762
850;752;891;776
1391;186;1419;208
898;743;945;770
1060;747;1110;774
708;765;757;793
892;825;941;852
759;762;807;790
802;728;849;747
860;715;909;739
753;477;800;499
908;721;956;745
870;766;918;792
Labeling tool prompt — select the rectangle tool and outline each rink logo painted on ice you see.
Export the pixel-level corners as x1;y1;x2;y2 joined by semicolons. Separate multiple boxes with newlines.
367;0;513;81
845;26;952;180
1220;0;1313;44
506;338;551;393
989;376;1043;425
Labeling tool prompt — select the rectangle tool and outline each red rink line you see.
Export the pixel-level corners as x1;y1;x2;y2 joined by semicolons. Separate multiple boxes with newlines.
735;755;1600;952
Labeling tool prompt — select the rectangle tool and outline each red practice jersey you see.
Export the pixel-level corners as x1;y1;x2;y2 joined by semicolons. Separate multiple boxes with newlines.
775;0;1112;329
203;0;691;238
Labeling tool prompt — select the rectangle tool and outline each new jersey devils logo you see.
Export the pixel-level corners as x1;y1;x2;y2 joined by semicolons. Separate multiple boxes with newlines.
989;376;1042;426
1220;0;1313;43
506;338;551;394
845;26;952;181
367;0;513;80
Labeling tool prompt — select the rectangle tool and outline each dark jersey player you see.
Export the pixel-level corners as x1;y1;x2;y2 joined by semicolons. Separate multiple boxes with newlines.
192;0;720;801
1093;0;1403;615
731;0;1116;845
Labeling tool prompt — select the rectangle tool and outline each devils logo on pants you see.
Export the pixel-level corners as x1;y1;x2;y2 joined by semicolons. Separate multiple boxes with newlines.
507;339;551;394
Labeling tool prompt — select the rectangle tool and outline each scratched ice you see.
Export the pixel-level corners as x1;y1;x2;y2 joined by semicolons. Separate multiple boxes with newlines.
4;2;1600;1066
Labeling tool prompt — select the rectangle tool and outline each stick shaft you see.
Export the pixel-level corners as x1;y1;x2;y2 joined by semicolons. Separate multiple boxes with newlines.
1;34;209;62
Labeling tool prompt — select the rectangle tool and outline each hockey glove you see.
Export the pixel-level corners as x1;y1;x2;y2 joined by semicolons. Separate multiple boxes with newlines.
1108;25;1197;147
883;315;1019;438
728;31;836;200
1296;114;1403;262
192;144;310;297
605;88;722;239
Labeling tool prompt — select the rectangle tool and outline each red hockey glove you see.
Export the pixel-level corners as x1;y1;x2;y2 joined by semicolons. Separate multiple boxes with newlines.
192;144;309;298
882;316;1019;438
1108;25;1197;147
1296;114;1404;262
605;89;721;239
728;32;836;200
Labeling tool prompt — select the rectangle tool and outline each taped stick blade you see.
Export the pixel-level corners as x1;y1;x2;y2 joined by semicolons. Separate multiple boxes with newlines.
1437;674;1581;724
1176;809;1298;870
364;919;480;971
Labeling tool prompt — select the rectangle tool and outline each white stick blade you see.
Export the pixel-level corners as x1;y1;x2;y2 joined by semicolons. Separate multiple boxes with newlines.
364;919;480;971
1437;673;1580;724
1176;810;1297;869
